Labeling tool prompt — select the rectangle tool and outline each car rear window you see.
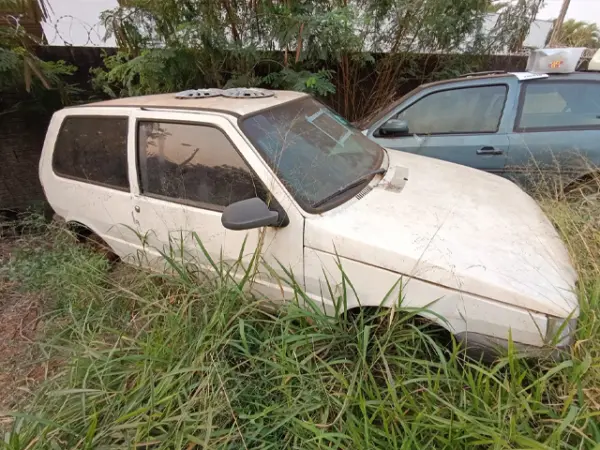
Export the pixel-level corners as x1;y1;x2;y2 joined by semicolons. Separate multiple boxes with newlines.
52;116;129;190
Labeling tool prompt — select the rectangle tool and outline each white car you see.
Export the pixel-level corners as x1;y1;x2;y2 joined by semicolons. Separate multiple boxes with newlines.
39;88;578;357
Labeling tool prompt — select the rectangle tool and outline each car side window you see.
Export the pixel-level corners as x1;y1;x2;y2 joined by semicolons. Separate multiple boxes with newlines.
517;81;600;131
52;116;129;190
137;121;269;210
395;85;507;135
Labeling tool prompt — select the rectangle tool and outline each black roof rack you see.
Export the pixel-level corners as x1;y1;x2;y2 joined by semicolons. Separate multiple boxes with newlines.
457;70;508;78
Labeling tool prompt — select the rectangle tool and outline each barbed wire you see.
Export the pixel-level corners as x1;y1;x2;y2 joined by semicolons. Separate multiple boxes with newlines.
43;15;110;47
10;14;599;56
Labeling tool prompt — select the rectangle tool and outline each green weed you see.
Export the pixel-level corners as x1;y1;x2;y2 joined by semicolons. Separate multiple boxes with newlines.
1;200;600;449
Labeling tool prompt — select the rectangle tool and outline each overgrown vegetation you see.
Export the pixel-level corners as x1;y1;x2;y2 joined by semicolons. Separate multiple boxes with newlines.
0;0;79;114
1;187;599;448
2;1;599;447
93;0;544;120
546;19;600;49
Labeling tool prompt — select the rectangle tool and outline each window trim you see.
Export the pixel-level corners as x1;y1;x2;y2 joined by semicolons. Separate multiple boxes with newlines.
387;84;509;136
69;103;243;118
514;80;600;133
135;119;277;213
51;115;130;192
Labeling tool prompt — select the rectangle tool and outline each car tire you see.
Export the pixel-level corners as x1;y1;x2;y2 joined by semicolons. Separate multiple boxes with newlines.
68;224;119;264
83;232;119;263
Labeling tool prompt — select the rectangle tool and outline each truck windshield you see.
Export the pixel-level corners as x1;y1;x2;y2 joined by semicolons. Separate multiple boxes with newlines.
240;97;384;212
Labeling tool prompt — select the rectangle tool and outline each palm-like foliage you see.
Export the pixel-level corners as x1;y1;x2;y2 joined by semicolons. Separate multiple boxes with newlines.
558;19;600;48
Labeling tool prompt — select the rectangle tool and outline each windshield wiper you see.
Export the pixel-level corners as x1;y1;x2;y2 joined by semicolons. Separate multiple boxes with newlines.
312;168;386;208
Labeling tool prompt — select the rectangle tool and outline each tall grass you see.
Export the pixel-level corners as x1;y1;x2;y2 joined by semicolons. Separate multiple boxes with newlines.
1;198;600;449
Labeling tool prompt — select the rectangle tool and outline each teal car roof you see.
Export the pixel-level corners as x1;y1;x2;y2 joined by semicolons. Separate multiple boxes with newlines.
360;71;600;128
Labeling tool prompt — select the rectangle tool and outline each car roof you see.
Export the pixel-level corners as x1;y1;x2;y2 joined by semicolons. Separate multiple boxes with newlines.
72;90;310;117
357;71;600;128
542;71;600;81
418;70;600;90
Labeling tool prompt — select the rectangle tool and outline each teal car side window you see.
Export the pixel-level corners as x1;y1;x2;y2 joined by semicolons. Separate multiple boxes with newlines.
394;85;508;135
516;81;600;132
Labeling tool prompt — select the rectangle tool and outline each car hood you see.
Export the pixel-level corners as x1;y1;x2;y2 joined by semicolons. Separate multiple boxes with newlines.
305;149;578;318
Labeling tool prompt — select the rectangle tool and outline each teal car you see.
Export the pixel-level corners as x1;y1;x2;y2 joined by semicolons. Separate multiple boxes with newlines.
363;69;600;195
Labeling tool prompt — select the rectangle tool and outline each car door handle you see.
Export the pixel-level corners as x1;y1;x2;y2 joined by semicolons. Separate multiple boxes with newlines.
477;146;503;155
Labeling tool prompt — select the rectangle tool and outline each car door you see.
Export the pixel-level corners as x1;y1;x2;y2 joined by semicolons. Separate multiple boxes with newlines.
507;78;600;190
367;80;516;176
128;109;305;301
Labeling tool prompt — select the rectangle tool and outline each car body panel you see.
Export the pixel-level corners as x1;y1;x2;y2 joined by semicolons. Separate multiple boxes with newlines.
367;76;520;175
303;247;550;346
507;76;600;189
370;133;510;174
129;109;308;301
506;129;600;190
305;149;578;318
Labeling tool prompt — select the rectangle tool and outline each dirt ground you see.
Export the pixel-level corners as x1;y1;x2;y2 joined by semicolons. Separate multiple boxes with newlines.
0;238;46;430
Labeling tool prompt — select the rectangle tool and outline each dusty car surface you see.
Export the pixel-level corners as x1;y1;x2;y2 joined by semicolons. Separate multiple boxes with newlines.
39;87;578;357
362;48;600;194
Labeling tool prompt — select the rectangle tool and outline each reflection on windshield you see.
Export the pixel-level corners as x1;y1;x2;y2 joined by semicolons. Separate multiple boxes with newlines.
240;97;383;211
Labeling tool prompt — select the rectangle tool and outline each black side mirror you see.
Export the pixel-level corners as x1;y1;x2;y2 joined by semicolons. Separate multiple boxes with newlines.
221;197;286;231
379;119;409;136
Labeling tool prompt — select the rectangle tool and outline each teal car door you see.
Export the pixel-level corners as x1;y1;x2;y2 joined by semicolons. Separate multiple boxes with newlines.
367;78;518;176
507;77;600;190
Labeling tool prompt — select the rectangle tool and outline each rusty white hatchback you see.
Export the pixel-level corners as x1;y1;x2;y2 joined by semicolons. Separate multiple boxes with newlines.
39;88;578;357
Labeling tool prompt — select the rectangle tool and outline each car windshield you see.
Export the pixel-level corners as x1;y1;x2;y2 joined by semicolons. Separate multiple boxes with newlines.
240;97;384;211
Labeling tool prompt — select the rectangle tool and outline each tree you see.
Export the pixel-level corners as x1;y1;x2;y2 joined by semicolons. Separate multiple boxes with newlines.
95;0;546;121
1;0;50;90
486;1;509;13
548;19;600;48
1;0;77;111
0;0;48;25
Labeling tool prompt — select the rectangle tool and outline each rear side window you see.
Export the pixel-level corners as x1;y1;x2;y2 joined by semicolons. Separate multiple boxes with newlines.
517;81;600;131
52;116;129;190
137;121;269;210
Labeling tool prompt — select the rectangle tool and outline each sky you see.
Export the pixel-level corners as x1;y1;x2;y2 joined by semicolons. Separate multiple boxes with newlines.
537;0;600;24
40;0;600;47
42;0;118;46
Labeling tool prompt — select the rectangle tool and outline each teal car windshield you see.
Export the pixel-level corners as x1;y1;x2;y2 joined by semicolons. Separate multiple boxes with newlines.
240;97;384;212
